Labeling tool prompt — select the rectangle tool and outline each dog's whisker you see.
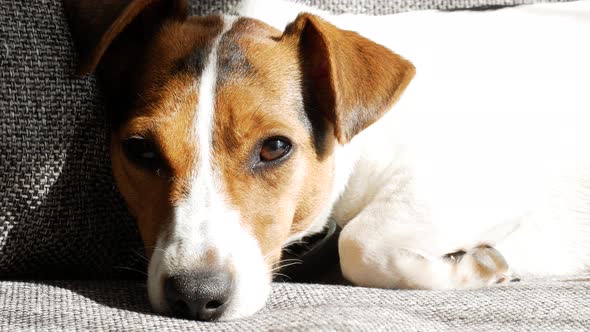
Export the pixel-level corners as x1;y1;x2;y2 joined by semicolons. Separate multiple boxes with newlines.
270;261;303;272
275;258;303;265
132;251;150;263
281;247;298;256
272;272;292;281
114;265;149;277
278;257;304;263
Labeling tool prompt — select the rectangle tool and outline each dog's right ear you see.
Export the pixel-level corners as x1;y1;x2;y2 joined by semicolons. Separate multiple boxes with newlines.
63;0;188;75
281;14;415;144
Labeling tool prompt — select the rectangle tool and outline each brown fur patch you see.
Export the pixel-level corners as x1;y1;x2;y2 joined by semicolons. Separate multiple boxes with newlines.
211;18;336;267
471;246;509;279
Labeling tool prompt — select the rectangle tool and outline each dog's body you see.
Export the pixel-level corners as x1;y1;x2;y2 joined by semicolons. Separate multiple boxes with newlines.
64;0;590;321
243;0;590;289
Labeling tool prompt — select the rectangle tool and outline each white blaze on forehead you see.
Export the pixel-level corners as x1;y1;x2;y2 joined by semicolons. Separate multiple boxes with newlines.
193;16;237;204
177;15;239;239
196;19;237;179
148;15;270;320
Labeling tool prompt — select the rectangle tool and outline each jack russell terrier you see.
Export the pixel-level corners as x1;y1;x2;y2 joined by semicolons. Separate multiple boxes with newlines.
63;0;590;321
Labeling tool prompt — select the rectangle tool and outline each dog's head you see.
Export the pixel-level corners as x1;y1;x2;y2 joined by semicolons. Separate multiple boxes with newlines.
64;0;414;321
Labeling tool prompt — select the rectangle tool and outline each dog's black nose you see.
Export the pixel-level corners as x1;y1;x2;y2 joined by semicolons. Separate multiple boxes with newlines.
164;270;233;321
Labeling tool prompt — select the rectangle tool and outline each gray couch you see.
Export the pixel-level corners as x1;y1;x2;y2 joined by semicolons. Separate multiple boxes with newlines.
2;276;590;331
1;0;588;330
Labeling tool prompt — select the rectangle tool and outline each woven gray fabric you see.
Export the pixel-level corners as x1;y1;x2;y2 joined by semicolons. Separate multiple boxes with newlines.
0;0;144;278
193;0;572;15
1;276;590;331
0;0;573;277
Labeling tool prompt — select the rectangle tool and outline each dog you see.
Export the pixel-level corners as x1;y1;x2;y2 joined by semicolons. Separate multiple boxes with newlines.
63;0;590;321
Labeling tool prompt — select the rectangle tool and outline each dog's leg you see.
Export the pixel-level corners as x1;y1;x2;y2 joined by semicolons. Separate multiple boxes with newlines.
338;212;517;290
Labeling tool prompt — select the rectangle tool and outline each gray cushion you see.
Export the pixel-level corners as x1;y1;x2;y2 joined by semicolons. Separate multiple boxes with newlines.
1;276;589;331
0;0;143;277
190;0;572;15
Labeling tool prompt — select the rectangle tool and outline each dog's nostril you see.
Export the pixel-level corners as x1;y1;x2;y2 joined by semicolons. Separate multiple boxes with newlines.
164;270;234;321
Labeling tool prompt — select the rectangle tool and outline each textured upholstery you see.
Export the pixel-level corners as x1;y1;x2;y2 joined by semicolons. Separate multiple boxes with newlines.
0;0;143;278
190;0;569;15
2;276;590;331
1;0;585;331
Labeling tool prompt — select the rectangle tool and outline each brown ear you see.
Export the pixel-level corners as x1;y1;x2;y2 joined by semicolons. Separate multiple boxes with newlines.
283;14;415;143
62;0;188;75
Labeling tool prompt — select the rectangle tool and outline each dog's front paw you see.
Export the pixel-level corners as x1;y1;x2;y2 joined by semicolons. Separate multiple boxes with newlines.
444;245;519;288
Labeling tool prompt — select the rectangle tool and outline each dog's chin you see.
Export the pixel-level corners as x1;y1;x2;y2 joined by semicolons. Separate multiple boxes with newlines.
146;238;272;321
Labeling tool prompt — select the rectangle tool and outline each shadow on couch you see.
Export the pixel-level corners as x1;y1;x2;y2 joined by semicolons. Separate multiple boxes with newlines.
0;111;147;280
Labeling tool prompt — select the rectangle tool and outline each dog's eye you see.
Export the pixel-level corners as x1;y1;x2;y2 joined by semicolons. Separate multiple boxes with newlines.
122;136;164;171
260;137;292;162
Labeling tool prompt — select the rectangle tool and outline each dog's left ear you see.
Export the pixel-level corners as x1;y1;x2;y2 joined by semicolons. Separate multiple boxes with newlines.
282;14;415;144
63;0;189;75
62;0;189;126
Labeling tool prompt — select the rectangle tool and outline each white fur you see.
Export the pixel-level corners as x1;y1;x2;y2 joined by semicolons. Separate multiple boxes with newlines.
240;0;590;289
148;16;270;320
